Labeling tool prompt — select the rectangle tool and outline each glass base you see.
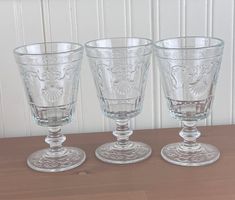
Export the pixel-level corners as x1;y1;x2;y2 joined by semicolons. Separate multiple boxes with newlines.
161;142;220;166
95;141;152;164
27;147;86;172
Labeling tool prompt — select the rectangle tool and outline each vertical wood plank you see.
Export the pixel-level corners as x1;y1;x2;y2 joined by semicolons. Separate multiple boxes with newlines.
205;0;213;126
212;0;233;125
186;0;207;36
44;0;71;41
158;0;181;128
76;0;105;133
103;0;126;37
0;0;43;137
180;0;186;37
152;0;162;128
41;0;84;134
185;0;208;127
41;0;52;42
0;1;16;138
96;0;107;132
101;0;127;131
124;0;132;37
97;0;105;38
233;1;235;123
131;0;154;130
124;0;136;130
20;0;45;136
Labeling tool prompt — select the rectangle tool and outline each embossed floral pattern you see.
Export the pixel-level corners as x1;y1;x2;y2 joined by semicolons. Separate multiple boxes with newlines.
86;38;152;164
159;56;222;100
154;36;224;166
14;42;85;172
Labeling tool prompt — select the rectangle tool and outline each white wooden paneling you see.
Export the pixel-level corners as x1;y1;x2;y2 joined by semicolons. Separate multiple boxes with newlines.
43;0;73;42
42;0;83;134
20;0;45;136
152;0;161;128
75;0;105;133
185;0;208;127
233;1;235;124
158;0;181;128
205;0;213;126
103;0;126;37
186;0;207;36
0;0;43;137
212;0;233;125
131;0;155;130
0;0;233;137
101;0;127;131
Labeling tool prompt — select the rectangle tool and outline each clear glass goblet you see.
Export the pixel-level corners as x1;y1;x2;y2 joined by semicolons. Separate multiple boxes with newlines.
154;36;224;166
85;37;152;164
14;42;86;172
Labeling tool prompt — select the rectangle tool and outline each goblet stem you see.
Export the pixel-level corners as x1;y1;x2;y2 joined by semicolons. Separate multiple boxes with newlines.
113;119;132;146
45;126;66;154
179;121;201;150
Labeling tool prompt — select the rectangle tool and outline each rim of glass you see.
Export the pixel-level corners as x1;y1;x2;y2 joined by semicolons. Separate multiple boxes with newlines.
154;36;224;50
13;42;84;56
85;37;153;49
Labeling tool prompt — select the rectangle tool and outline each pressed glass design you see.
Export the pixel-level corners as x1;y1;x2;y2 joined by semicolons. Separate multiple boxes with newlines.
14;42;86;172
154;36;224;166
86;37;152;164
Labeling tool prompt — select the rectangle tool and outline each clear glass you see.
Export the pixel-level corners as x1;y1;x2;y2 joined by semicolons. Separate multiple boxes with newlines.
154;36;224;166
14;42;86;172
85;37;152;164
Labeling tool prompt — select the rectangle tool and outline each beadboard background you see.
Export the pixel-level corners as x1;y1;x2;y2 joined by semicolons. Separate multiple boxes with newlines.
0;0;233;138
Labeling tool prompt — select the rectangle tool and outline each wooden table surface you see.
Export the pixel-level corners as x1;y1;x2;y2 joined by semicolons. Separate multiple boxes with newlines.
0;125;235;200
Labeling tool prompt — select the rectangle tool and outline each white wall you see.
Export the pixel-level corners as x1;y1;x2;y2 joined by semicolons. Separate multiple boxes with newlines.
0;0;234;138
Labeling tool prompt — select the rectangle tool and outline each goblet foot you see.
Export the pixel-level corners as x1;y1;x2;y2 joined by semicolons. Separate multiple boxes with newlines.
161;142;220;166
95;141;152;164
27;147;86;172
